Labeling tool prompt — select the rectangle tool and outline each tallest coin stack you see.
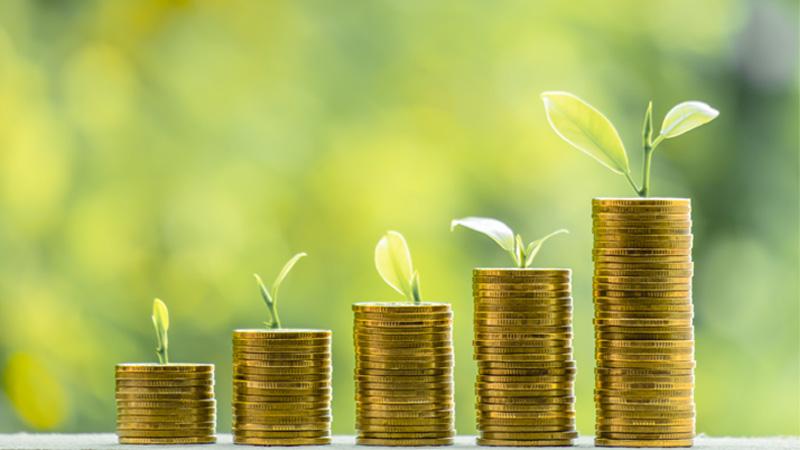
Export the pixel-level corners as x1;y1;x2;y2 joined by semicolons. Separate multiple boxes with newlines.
592;198;695;448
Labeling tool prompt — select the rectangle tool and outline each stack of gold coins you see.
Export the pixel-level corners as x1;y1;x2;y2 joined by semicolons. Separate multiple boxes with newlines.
115;363;216;445
472;268;577;447
353;303;455;447
592;198;695;448
232;329;332;446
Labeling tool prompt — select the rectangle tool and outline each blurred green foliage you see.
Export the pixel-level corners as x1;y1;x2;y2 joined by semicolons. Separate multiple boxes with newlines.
0;0;797;437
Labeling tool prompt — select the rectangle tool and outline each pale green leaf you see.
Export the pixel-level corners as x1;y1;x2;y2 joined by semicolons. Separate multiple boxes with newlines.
659;101;719;139
525;229;569;268
152;298;169;333
451;217;515;253
375;231;415;301
151;298;169;364
541;91;630;175
271;252;307;303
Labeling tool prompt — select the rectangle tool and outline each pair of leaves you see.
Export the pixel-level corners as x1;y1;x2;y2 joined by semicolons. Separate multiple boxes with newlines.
255;252;307;329
541;91;719;177
451;217;568;268
151;298;169;364
375;231;421;304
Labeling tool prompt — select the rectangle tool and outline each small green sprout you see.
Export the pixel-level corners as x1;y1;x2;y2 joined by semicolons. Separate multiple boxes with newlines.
151;298;169;364
375;231;422;304
451;217;568;268
541;91;719;197
255;252;307;329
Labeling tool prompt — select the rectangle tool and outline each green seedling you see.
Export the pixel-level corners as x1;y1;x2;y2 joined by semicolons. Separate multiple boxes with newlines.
541;91;719;197
451;217;567;268
151;298;169;364
375;231;422;304
254;252;307;329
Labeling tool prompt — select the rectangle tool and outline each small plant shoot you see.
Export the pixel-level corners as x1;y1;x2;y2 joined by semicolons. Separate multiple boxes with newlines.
255;252;307;329
375;231;422;304
151;298;169;364
541;91;719;197
451;217;568;268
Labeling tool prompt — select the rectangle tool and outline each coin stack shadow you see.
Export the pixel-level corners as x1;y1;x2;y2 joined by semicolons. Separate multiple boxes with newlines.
232;329;332;446
353;303;455;446
473;268;577;447
592;198;695;448
115;363;216;445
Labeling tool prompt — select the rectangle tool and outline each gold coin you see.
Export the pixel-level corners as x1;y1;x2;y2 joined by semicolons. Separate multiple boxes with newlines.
231;430;329;438
356;437;453;446
234;436;331;445
357;417;453;427
233;358;331;368
356;403;454;412
594;437;693;447
474;268;570;277
116;421;216;430
477;438;573;446
479;431;577;440
116;428;215;438
116;405;215;415
593;228;691;237
475;290;572;299
474;310;572;320
597;432;694;440
358;432;454;440
478;367;576;377
476;389;573;399
117;412;215;422
116;363;213;374
596;417;694;427
472;281;571;290
118;436;216;444
596;408;695;418
233;421;329;431
479;360;575;370
476;381;573;391
359;409;453;418
233;329;331;340
476;402;572;413
477;409;575;419
478;374;574;384
480;396;575;405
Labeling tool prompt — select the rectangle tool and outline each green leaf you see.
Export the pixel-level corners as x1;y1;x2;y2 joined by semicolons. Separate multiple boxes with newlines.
271;252;307;304
659;101;719;139
375;231;417;302
642;101;654;148
524;229;569;268
451;217;515;253
541;91;630;175
152;298;169;332
151;298;169;364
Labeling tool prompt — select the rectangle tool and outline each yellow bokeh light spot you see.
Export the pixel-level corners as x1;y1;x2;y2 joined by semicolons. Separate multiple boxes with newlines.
3;353;68;430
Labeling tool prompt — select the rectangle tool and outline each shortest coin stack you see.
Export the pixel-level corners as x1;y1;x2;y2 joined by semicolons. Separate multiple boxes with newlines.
473;269;577;447
115;363;216;445
232;329;332;446
353;302;455;447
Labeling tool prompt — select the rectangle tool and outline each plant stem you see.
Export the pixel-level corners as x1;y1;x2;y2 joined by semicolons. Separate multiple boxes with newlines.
641;144;655;198
267;302;281;329
156;338;168;364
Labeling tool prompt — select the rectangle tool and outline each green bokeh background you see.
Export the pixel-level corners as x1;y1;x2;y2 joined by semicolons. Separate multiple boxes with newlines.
0;0;797;436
